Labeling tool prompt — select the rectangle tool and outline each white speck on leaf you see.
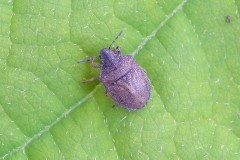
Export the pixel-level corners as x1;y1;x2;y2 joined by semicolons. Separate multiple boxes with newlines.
120;116;127;122
215;79;220;84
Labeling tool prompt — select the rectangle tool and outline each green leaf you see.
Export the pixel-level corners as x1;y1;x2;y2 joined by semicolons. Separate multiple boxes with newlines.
0;0;240;159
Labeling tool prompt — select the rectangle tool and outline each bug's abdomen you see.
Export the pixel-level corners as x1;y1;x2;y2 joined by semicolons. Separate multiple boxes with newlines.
107;65;151;110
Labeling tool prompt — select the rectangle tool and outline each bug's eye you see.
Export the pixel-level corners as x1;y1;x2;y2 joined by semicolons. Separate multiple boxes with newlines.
99;55;101;59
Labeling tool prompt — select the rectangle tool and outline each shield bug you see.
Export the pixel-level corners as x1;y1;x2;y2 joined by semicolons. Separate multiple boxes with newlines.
79;31;151;110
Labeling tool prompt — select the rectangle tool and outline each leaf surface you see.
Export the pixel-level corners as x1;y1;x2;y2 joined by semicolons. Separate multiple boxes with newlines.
0;0;240;159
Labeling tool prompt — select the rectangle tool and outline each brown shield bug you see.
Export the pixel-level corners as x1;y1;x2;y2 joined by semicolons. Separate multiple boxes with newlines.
79;31;151;110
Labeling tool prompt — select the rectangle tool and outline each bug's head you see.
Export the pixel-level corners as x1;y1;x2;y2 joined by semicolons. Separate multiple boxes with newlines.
99;48;121;67
99;30;123;69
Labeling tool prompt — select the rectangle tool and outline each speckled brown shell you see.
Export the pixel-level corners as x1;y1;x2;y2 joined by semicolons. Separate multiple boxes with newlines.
99;48;151;110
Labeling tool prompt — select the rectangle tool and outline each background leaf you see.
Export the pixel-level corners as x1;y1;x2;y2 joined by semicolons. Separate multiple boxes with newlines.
0;0;240;159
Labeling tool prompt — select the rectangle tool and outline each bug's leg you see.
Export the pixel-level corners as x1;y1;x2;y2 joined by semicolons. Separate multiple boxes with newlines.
90;56;101;68
112;103;119;109
82;76;99;83
78;56;101;68
104;89;109;96
78;56;96;63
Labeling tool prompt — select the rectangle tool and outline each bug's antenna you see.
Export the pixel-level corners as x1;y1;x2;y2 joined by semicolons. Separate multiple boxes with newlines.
109;30;123;49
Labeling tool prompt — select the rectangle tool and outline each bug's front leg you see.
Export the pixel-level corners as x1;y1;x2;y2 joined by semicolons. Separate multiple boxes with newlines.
104;88;109;96
82;75;99;83
90;56;101;68
78;56;101;68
